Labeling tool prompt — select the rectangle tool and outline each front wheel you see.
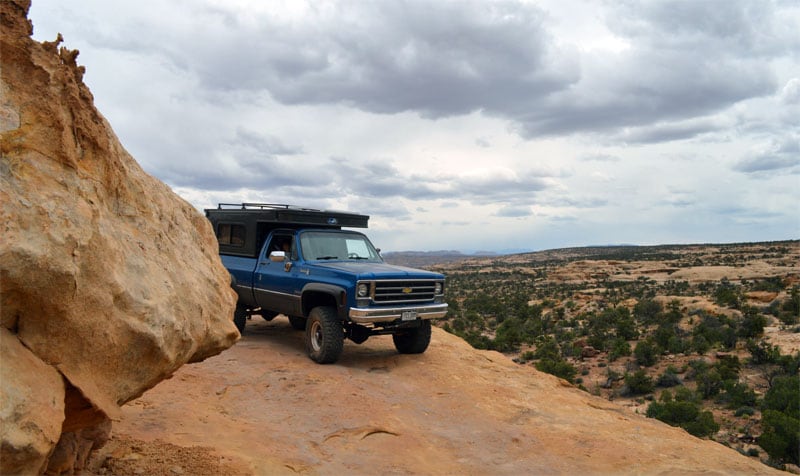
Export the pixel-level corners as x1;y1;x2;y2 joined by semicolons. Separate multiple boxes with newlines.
393;320;431;354
305;306;344;364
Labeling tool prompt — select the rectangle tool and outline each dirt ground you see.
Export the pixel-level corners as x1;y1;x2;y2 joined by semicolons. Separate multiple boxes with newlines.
86;316;782;476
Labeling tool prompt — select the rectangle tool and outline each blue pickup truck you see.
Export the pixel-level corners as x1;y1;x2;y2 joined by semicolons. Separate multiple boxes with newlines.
206;203;448;364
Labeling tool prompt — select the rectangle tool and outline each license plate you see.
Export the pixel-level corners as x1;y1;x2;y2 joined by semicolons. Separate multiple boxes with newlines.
401;311;417;321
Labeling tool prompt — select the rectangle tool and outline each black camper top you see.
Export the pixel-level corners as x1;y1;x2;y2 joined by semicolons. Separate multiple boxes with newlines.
205;203;369;257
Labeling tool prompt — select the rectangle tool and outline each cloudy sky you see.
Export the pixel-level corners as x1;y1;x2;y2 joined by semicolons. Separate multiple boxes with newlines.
29;0;799;253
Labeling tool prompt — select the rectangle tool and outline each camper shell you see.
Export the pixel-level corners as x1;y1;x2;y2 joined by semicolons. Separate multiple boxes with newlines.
205;203;369;258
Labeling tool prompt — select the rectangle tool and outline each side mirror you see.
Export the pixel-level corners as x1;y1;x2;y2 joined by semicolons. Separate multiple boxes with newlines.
269;251;286;262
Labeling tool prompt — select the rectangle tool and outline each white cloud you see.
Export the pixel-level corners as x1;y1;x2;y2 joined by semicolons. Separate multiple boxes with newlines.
27;0;800;252
782;78;800;104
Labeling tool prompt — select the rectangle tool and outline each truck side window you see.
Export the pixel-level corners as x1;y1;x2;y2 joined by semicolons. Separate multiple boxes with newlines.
218;223;245;246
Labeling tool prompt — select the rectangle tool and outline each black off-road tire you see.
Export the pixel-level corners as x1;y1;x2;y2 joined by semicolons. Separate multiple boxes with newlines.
288;315;307;331
233;304;248;334
305;306;344;364
393;320;432;354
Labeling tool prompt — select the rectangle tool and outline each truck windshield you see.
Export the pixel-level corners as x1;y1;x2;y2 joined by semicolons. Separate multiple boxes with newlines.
299;231;382;262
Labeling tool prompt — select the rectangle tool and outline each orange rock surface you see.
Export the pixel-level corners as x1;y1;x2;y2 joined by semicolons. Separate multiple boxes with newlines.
104;319;780;475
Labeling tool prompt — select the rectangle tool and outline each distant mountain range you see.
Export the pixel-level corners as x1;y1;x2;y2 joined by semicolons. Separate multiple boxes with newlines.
382;240;799;268
381;250;500;268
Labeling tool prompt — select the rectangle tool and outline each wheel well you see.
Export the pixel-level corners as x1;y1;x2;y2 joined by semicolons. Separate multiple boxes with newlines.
302;291;338;317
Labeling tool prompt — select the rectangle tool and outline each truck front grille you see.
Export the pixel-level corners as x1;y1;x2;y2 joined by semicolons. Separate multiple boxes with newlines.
373;280;437;303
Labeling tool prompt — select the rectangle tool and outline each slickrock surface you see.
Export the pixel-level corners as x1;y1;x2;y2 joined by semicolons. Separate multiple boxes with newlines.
100;320;780;475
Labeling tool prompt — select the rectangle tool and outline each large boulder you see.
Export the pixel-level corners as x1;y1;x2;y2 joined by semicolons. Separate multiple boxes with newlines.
0;0;239;472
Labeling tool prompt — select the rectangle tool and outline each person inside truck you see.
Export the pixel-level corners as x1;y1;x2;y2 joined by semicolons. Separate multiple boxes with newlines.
270;236;295;260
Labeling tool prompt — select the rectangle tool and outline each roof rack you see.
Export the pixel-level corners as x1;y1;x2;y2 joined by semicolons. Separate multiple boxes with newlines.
216;203;323;212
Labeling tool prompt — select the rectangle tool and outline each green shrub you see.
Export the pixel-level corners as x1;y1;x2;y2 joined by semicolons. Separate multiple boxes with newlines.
616;314;639;340
757;375;800;465
688;360;723;399
535;358;577;383
608;337;631;362
667;335;691;354
634;298;662;323
778;352;800;376
779;286;800;325
715;279;741;309
691;335;711;354
759;410;799;465
653;324;677;350
714;355;741;381
698;369;723;399
533;337;561;360
762;375;800;419
646;400;719;438
693;312;738;350
625;369;655;395
718;381;757;409
634;339;660;367
674;386;702;404
462;331;492;350
738;306;767;339
664;300;684;324
752;277;784;293
747;339;782;365
492;317;524;352
656;369;682;388
682;410;720;438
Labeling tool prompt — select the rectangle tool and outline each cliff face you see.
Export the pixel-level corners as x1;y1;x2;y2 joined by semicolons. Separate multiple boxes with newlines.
0;1;239;473
106;319;782;475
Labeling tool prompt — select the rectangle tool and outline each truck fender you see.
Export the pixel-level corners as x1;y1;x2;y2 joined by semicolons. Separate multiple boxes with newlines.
301;283;348;319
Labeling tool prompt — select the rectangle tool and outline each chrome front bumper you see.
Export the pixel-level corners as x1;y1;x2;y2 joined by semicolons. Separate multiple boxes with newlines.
349;303;448;324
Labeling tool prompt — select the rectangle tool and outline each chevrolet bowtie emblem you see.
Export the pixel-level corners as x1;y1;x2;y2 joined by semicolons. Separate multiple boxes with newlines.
402;287;412;294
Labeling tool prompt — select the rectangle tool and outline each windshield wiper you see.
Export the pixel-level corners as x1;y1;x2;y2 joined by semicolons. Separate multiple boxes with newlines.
316;256;338;260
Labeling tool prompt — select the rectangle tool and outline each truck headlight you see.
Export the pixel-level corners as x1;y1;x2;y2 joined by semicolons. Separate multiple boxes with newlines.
434;282;443;295
357;283;369;298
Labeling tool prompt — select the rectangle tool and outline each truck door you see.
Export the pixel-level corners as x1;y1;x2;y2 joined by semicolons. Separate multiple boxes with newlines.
252;232;302;316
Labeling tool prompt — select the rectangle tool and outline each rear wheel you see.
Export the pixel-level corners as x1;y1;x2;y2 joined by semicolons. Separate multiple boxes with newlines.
305;306;344;364
288;315;306;331
393;320;431;354
233;304;248;334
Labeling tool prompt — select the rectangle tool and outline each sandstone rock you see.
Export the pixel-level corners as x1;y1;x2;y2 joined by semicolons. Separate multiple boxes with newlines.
0;328;65;475
746;291;779;304
1;0;239;472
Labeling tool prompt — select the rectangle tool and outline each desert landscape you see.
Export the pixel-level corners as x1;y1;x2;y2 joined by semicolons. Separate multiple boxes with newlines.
84;242;798;475
2;1;798;475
